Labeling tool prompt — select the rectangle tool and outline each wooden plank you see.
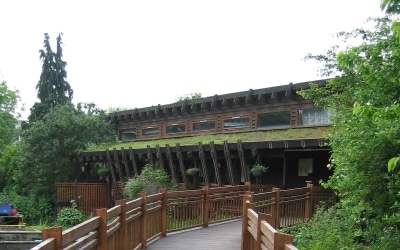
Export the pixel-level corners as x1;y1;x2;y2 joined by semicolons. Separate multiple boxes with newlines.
198;142;209;186
209;141;222;186
113;148;124;181
223;140;235;185
121;147;131;178
166;144;178;183
129;147;139;176
237;140;249;182
147;145;154;166
156;144;165;169
176;143;188;189
106;149;117;184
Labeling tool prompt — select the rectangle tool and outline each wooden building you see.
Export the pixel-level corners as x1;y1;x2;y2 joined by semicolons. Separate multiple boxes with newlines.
75;79;332;195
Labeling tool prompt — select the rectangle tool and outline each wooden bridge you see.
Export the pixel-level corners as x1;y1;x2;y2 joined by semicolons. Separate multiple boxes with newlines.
147;219;242;249
32;183;335;250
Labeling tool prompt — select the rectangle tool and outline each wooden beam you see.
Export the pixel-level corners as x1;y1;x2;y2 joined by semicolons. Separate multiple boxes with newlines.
200;101;210;111
222;98;231;108
128;147;139;176
245;89;254;105
147;145;154;166
113;148;124;181
233;96;243;106
176;143;188;189
198;142;209;186
237;140;249;182
121;147;131;178
223;140;235;185
166;144;178;183
156;144;165;169
257;92;267;104
105;149;117;184
181;100;188;113
210;141;222;186
211;95;219;110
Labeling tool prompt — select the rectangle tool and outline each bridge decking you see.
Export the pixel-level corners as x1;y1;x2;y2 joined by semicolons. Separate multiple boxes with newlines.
147;219;242;250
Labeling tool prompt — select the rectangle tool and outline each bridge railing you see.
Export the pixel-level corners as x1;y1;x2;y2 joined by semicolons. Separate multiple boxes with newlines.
32;183;335;250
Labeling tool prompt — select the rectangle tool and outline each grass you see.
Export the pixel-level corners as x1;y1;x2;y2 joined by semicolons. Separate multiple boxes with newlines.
87;127;331;152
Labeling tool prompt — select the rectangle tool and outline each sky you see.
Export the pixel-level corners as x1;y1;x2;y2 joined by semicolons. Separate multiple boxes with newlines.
0;0;385;120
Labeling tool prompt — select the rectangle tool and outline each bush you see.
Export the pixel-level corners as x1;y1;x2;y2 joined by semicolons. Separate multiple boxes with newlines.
126;163;178;199
57;200;88;229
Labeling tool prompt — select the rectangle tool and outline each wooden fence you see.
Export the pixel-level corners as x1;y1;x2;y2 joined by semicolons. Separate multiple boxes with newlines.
242;201;297;250
33;183;335;250
55;182;108;215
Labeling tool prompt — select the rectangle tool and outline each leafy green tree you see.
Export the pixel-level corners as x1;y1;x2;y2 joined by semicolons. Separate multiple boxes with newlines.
175;92;202;102
17;103;116;198
297;16;400;248
0;81;20;153
29;33;73;123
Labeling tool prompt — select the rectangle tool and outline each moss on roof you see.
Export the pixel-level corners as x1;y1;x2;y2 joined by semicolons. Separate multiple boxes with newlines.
89;127;331;152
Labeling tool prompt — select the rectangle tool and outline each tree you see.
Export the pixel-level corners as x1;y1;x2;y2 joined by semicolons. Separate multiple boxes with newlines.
17;103;116;198
29;33;73;122
295;16;400;248
175;92;202;102
0;81;20;153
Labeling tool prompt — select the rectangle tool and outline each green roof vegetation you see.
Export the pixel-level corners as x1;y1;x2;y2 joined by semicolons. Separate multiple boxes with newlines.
88;127;331;152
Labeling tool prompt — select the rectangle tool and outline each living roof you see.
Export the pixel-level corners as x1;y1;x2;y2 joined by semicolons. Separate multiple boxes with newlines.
87;126;331;152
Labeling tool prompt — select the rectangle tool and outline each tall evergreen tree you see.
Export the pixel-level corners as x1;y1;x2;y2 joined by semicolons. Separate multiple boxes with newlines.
29;33;73;122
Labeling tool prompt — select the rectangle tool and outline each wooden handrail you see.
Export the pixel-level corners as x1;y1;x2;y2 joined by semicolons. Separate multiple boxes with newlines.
34;183;335;249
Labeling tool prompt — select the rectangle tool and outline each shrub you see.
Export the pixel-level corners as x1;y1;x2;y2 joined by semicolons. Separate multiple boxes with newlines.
126;163;178;199
57;200;88;229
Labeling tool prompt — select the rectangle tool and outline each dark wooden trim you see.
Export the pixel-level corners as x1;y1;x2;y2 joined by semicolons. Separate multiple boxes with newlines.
128;147;139;176
210;141;222;186
156;144;165;169
166;144;178;183
147;145;154;166
121;147;131;178
238;140;249;182
198;142;209;186
113;148;124;180
224;140;235;185
106;149;117;183
176;143;188;189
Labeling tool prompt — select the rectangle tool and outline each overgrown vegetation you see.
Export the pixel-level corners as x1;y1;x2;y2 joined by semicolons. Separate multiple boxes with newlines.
125;163;178;199
293;9;400;249
57;200;88;229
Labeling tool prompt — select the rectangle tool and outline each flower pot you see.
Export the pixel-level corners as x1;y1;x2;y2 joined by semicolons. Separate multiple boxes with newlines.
252;171;263;177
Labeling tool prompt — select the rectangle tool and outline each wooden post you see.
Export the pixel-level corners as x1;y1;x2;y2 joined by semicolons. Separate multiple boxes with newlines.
198;142;210;186
115;200;127;250
202;186;210;227
273;187;281;228
241;199;250;250
121;148;132;178
238;140;249;182
245;181;251;192
257;213;269;250
166;144;178;183
42;227;62;250
176;143;188;189
95;208;107;250
305;183;314;220
210;141;222;186
139;193;147;248
161;189;168;236
223;140;235;185
128;147;139;176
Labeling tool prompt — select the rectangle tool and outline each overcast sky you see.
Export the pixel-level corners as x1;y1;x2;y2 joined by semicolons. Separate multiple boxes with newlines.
0;0;384;120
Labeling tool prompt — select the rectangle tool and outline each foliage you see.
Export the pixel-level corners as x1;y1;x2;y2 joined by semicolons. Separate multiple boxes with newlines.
175;92;202;102
185;167;200;176
0;145;20;191
126;163;178;199
57;200;88;229
298;15;400;248
16;104;116;198
29;33;73;123
0;190;54;223
0;81;20;153
249;164;268;175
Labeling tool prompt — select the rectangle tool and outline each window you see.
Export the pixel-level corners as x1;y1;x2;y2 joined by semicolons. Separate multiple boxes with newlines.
121;129;136;141
166;124;186;134
223;117;249;129
258;112;291;129
142;127;160;137
192;120;216;132
299;108;331;126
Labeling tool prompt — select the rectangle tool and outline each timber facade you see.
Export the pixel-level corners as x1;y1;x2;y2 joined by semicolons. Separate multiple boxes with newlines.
75;79;332;201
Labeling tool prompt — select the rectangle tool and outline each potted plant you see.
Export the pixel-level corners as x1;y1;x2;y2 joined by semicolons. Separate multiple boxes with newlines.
250;164;268;177
186;167;200;176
